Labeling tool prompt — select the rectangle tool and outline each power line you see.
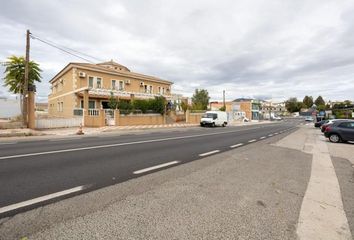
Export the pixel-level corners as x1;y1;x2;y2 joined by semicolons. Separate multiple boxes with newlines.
31;34;104;62
30;33;103;63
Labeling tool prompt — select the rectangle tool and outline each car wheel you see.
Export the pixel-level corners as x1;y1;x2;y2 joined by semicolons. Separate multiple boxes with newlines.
222;123;226;127
212;122;216;127
329;134;341;143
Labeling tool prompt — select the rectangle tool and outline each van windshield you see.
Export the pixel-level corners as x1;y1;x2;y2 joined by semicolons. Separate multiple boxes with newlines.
203;113;217;119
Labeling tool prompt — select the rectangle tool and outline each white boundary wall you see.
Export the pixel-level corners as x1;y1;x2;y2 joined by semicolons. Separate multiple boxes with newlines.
35;117;83;129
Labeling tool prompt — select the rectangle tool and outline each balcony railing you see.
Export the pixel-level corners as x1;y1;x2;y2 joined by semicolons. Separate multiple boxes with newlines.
88;109;100;116
88;88;171;100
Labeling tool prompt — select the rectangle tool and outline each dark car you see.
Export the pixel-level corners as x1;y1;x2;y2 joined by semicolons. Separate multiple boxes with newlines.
314;120;326;128
324;120;354;143
321;119;349;132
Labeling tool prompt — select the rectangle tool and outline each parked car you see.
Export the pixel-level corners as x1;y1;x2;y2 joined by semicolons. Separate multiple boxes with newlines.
272;116;282;121
314;119;327;128
324;120;354;143
305;116;314;122
200;111;228;127
320;119;341;132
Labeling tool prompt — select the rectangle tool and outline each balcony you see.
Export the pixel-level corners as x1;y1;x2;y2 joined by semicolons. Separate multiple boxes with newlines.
86;88;171;100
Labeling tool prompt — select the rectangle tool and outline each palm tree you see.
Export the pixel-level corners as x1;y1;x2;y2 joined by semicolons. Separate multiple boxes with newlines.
2;55;42;120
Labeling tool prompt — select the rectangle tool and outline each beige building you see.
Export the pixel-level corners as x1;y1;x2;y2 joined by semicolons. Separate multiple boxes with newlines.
48;60;173;118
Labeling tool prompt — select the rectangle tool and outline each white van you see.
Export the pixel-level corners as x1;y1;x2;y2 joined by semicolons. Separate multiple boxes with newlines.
200;111;228;127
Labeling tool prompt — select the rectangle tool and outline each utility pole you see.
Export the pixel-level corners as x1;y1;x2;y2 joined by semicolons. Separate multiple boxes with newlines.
23;29;30;127
223;90;225;109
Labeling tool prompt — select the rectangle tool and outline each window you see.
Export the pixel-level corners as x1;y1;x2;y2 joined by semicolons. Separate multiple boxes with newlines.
162;87;165;95
149;86;153;93
158;87;161;94
339;122;354;129
88;100;96;109
96;78;102;88
57;102;63;112
118;80;124;91
89;77;103;88
144;85;148;93
88;77;94;88
112;80;116;90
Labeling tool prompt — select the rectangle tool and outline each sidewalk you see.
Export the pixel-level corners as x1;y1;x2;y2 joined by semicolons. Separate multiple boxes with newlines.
275;125;352;240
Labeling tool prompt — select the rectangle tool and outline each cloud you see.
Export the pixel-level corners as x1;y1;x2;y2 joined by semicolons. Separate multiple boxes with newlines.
0;0;354;103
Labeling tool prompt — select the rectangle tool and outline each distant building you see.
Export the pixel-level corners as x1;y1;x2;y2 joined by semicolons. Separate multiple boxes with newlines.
233;98;261;121
210;98;261;122
35;102;48;112
260;101;287;118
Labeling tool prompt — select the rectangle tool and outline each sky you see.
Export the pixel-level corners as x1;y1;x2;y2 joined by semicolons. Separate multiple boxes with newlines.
1;0;354;103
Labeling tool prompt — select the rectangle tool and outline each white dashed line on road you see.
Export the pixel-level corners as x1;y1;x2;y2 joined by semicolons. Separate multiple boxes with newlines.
133;161;180;174
0;127;263;160
230;143;244;148
248;139;257;143
0;185;86;214
268;134;273;137
199;150;220;157
260;136;266;139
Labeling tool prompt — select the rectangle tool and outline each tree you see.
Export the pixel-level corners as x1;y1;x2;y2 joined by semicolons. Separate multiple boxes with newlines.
285;97;303;113
108;92;118;110
302;96;313;108
180;101;189;113
192;89;210;110
314;96;325;106
219;106;226;111
3;55;42;119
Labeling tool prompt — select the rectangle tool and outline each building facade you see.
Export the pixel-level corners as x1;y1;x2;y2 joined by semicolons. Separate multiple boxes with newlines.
48;60;173;118
260;101;286;118
210;98;261;122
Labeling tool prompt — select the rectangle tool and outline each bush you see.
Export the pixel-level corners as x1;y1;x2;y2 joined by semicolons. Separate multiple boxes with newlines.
118;97;166;115
118;100;133;111
219;106;226;111
150;96;166;115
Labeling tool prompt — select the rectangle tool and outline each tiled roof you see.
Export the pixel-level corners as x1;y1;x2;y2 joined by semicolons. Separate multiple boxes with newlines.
50;61;173;85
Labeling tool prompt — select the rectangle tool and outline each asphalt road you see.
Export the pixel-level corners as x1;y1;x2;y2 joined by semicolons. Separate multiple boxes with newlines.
0;120;301;218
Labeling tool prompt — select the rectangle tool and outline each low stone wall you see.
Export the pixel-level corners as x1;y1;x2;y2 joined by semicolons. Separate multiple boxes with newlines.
186;110;205;124
0;121;24;129
168;111;186;122
84;110;105;127
115;111;165;126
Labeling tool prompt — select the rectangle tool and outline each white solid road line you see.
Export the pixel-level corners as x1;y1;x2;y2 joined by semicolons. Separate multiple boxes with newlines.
0;127;263;160
248;139;257;143
0;185;85;214
199;150;220;157
133;161;180;174
230;143;244;148
0;142;17;145
49;138;82;142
